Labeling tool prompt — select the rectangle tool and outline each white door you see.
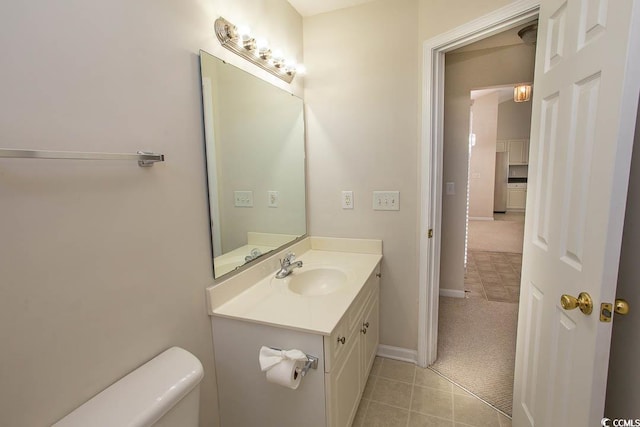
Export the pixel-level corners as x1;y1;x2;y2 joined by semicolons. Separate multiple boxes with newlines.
513;1;640;426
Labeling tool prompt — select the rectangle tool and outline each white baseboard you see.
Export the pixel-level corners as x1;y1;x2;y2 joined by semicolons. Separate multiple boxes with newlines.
439;288;466;298
377;345;418;364
469;216;494;221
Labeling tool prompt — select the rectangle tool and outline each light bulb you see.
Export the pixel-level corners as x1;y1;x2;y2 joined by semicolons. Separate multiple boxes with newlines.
295;64;307;75
237;25;251;38
256;38;269;50
271;49;285;68
285;59;297;69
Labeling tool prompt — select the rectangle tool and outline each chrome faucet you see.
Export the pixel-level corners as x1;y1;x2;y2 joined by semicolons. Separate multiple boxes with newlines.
275;252;303;279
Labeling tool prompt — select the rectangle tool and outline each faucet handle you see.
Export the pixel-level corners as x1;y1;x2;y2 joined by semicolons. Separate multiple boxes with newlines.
280;252;295;267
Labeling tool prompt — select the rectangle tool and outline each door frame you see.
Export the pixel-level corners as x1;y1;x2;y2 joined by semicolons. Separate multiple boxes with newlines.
417;0;540;368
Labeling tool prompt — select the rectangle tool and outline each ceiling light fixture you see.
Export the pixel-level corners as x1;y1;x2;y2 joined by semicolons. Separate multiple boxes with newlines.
214;17;303;83
514;84;532;102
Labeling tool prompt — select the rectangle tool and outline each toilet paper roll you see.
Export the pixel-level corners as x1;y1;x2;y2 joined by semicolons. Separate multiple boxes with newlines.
265;359;306;389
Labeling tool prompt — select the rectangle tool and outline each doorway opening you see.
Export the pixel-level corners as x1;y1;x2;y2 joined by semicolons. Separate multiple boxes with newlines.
416;0;540;418
431;76;535;414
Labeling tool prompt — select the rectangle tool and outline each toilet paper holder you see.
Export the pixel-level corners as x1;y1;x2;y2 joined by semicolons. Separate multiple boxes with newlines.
269;347;318;377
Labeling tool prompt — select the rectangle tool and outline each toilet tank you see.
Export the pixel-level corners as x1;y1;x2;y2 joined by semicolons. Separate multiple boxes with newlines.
53;347;204;427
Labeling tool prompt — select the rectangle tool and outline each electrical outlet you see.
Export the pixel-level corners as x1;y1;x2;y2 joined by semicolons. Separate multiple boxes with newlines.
234;190;253;207
267;190;279;208
342;191;354;209
373;191;400;211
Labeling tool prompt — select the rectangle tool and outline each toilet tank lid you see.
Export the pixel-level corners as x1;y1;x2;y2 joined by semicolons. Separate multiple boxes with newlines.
53;347;204;427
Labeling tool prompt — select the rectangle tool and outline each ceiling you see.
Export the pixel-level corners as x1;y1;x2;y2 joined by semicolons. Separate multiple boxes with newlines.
471;87;514;104
287;0;377;17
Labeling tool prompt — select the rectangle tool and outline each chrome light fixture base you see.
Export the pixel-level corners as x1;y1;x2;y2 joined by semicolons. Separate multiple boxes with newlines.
214;17;296;83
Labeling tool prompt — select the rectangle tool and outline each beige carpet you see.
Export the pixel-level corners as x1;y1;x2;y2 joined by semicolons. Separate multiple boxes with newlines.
468;217;524;254
431;296;519;415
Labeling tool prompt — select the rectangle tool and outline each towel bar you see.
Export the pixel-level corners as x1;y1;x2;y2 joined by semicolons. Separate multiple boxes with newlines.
0;148;164;167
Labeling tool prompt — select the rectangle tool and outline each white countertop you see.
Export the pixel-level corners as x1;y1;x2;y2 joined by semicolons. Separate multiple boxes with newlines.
208;237;382;336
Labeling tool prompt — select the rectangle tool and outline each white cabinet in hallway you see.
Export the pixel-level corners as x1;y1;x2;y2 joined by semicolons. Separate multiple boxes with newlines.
496;139;530;165
507;139;529;165
507;184;527;211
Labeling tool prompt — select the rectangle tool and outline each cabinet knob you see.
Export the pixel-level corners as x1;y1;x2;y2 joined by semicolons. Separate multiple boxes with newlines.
361;328;367;334
337;336;346;345
363;322;370;329
376;273;381;278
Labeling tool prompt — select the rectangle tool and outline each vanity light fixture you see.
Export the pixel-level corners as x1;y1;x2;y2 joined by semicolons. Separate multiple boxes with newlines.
214;17;303;83
514;84;532;102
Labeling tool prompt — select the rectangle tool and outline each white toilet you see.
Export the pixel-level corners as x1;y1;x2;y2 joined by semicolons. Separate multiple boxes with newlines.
53;347;204;427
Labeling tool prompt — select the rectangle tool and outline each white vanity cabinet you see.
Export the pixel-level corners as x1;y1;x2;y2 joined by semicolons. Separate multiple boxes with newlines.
210;259;381;427
325;268;380;427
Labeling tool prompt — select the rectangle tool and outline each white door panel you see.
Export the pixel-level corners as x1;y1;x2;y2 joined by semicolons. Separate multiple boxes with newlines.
513;0;640;426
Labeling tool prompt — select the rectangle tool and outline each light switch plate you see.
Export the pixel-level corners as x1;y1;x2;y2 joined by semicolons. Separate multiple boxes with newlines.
446;182;455;195
234;190;253;207
342;191;354;209
267;190;279;208
373;191;400;211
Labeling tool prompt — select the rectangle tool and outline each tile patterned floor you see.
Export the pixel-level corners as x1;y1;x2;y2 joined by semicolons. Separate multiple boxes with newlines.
464;251;522;303
353;357;512;427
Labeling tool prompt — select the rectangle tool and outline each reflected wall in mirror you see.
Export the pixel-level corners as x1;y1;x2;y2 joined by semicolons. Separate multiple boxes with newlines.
199;50;306;279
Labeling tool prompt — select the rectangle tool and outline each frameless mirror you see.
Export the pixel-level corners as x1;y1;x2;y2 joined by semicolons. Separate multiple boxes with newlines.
199;50;306;279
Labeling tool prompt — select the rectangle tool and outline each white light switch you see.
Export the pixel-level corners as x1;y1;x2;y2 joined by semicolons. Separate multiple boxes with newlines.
234;190;253;207
373;191;400;211
342;191;354;209
267;190;279;208
446;182;455;195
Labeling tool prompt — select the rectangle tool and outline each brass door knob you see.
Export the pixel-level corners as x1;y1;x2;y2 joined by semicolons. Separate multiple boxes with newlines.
560;292;593;315
615;299;630;315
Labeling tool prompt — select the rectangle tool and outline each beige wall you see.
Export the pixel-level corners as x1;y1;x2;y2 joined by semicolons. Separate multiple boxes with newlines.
418;0;513;41
469;92;499;219
441;43;535;293
303;0;530;351
303;0;420;350
0;1;301;426
497;98;533;140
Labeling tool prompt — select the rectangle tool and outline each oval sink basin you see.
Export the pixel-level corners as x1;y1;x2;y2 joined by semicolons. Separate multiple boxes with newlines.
288;268;347;296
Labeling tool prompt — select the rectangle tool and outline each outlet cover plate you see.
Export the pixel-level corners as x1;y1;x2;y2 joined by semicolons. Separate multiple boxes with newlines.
267;190;279;208
373;191;400;211
342;191;354;209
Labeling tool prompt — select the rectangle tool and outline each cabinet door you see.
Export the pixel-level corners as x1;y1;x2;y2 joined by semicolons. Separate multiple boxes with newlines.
523;139;530;164
507;188;527;210
508;140;526;165
327;326;361;427
361;291;379;381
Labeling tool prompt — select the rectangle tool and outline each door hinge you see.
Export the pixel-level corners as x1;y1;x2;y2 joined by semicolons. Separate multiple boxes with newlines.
428;229;433;239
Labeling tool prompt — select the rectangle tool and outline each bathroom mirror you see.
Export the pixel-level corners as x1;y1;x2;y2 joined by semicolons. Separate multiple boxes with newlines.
199;50;306;279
